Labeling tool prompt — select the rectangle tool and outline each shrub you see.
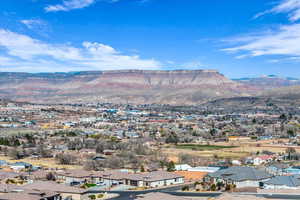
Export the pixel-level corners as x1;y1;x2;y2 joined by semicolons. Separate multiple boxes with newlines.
181;185;189;191
210;184;216;191
88;194;96;200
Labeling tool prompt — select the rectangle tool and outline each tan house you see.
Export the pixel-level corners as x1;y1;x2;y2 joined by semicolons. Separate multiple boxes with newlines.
21;181;87;200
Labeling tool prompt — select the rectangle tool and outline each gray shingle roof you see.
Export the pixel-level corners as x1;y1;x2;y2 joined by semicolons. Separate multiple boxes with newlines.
126;171;183;182
264;176;300;187
207;166;272;181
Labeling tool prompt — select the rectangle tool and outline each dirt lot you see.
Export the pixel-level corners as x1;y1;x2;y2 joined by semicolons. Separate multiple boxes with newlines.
0;155;81;169
163;139;299;162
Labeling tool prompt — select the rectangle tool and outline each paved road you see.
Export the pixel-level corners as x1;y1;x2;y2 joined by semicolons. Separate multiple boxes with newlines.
87;185;221;200
87;185;300;200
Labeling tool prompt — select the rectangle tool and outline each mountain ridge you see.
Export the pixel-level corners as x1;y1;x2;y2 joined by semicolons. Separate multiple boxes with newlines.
0;69;298;105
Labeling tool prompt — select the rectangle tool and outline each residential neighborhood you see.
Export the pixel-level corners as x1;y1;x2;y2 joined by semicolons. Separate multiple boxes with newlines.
0;99;300;199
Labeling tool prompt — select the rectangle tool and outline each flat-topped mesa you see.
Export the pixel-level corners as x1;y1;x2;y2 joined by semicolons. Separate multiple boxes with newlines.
0;69;247;105
101;69;220;75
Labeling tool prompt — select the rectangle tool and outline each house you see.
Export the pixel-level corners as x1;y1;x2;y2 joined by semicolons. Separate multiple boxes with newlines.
266;164;290;176
175;164;192;171
253;155;275;166
56;169;100;185
0;160;8;167
103;149;115;155
0;183;60;200
227;136;251;142
10;162;32;171
263;176;300;189
125;171;184;188
283;166;300;175
99;170;131;186
0;189;60;200
188;166;220;173
205;166;273;188
21;181;87;200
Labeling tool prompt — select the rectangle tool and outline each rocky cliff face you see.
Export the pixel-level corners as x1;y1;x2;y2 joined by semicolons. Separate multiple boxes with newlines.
0;70;255;105
233;75;300;90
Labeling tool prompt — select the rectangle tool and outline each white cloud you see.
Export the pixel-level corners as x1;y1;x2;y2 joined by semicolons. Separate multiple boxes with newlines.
20;19;51;36
255;0;300;21
222;24;300;58
0;29;82;60
45;0;96;12
44;0;149;12
0;29;161;72
20;19;46;29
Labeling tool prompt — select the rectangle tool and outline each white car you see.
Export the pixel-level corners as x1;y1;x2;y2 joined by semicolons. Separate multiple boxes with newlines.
96;182;106;186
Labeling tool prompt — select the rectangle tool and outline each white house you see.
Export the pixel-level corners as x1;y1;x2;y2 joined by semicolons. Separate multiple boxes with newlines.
253;155;275;166
175;164;192;171
125;171;184;188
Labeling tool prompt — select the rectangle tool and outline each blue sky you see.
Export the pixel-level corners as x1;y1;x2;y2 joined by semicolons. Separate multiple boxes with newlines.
0;0;300;78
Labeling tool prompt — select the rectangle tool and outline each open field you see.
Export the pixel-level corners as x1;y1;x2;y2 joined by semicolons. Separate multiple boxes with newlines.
0;155;81;169
163;139;300;162
175;144;236;151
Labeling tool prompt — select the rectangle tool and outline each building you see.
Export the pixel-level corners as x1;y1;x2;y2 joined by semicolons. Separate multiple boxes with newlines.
263;176;300;190
188;166;220;173
175;164;192;171
0;189;60;200
99;170;131;186
125;171;184;188
21;181;87;200
10;162;32;171
205;166;272;188
56;169;100;185
266;164;290;176
0;184;60;200
253;155;275;166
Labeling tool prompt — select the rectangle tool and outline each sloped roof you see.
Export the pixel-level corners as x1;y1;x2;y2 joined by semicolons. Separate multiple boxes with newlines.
208;166;272;181
126;171;183;182
21;181;86;194
264;176;300;187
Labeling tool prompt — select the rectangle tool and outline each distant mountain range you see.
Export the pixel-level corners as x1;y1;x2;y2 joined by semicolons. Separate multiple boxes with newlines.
233;75;300;89
0;70;299;105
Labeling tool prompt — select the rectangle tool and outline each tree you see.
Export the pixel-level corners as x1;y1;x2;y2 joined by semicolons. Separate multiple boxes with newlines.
165;134;179;144
286;147;296;154
46;172;56;181
96;141;106;153
8;148;22;159
37;144;52;158
140;165;145;172
286;147;296;160
181;185;189;191
209;128;218;136
210;184;216;191
166;161;176;172
279;114;287;121
287;129;296;138
56;153;77;165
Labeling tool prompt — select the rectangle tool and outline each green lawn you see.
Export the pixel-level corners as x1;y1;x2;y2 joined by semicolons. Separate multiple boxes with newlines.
175;144;236;151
